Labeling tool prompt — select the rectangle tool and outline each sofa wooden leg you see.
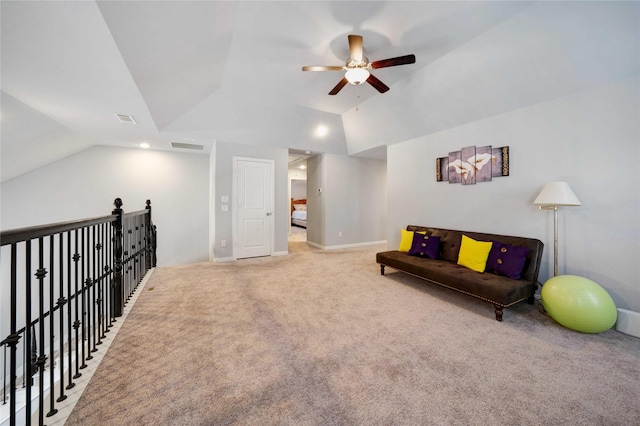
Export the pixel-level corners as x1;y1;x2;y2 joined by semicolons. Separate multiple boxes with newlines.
494;305;504;322
526;295;535;305
380;265;386;275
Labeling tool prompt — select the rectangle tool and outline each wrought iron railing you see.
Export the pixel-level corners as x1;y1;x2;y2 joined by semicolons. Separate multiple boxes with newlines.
0;198;156;425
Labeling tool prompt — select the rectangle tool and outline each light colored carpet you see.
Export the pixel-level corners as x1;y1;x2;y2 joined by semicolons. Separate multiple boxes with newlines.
65;242;640;425
289;225;306;242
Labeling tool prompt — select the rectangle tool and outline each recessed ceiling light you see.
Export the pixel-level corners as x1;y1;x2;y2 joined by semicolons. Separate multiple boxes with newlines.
314;125;328;138
140;142;150;149
299;165;306;170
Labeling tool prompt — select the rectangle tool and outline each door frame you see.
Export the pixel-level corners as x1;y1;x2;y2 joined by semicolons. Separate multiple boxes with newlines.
232;156;275;260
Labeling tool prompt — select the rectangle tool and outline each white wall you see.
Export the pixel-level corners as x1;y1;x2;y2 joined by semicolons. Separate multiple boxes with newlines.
288;166;307;182
1;145;210;266
306;155;324;246
290;179;306;201
288;166;307;208
387;76;639;313
308;153;387;248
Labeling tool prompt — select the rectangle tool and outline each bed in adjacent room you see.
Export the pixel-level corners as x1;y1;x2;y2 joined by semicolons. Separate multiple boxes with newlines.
291;198;307;228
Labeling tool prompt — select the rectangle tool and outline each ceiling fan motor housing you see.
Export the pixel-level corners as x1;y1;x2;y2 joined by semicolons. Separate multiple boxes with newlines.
346;55;369;69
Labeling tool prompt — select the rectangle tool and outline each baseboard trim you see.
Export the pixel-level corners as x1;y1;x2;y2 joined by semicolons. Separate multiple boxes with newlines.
273;250;288;257
615;308;640;339
307;240;387;250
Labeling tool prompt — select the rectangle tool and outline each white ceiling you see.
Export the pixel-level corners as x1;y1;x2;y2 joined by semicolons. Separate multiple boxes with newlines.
1;1;637;182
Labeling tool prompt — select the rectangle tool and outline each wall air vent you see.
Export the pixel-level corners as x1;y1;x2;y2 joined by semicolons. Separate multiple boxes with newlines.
115;113;136;124
170;142;205;151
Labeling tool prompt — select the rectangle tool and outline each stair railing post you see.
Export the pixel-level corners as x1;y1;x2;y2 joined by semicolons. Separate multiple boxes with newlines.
111;198;124;317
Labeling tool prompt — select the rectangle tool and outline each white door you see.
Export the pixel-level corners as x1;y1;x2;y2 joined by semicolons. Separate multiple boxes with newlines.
234;158;273;259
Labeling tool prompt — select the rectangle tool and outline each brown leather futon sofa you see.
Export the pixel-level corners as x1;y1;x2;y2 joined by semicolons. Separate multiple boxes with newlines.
376;225;544;321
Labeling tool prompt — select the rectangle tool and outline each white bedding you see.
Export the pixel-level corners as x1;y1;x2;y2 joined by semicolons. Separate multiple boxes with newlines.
292;210;307;220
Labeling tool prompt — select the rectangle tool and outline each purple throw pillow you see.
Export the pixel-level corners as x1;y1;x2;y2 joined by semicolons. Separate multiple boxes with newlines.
408;234;441;259
486;241;529;280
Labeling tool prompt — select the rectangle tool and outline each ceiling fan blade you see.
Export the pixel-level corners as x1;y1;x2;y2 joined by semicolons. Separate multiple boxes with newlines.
371;54;416;69
366;74;390;93
348;34;363;62
302;65;344;72
329;77;349;96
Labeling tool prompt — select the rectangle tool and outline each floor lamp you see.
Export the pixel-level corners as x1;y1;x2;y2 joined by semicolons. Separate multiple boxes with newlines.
533;182;582;276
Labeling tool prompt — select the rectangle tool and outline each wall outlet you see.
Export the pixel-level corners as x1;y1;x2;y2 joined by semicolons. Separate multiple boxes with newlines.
338;231;342;237
221;240;227;247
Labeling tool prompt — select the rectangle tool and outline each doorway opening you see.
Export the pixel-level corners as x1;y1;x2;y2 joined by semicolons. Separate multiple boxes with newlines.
288;151;308;244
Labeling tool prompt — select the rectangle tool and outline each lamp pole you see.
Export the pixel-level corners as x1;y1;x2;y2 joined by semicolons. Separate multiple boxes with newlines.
552;205;559;276
533;181;581;278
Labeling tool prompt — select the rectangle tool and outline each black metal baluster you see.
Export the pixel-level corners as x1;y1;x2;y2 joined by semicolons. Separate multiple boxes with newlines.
141;220;146;276
107;222;115;327
103;222;108;334
25;240;33;426
102;223;109;334
82;227;91;364
35;237;47;425
46;235;58;417
68;231;78;386
136;217;141;285
72;230;82;380
104;224;111;330
7;244;20;426
91;225;98;354
97;223;105;344
125;226;131;302
57;232;68;401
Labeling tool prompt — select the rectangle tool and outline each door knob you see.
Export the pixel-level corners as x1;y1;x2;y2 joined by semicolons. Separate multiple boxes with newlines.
266;212;272;216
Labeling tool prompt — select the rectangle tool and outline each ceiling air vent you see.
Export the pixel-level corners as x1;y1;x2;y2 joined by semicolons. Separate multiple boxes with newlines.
115;113;136;124
171;142;205;151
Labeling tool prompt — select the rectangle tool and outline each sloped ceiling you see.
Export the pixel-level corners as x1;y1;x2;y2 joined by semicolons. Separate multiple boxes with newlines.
1;1;638;182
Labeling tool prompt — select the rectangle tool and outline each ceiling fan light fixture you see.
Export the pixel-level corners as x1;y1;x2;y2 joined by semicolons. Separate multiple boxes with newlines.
345;68;370;85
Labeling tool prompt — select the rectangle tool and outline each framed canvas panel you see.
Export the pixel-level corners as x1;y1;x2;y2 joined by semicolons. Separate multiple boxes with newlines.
448;151;461;184
460;146;476;185
492;146;510;177
475;145;493;183
436;157;449;182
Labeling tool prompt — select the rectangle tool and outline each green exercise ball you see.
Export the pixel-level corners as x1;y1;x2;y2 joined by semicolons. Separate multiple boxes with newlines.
541;275;617;333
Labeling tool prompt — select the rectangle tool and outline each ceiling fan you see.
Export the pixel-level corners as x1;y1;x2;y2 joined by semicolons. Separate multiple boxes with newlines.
302;34;416;95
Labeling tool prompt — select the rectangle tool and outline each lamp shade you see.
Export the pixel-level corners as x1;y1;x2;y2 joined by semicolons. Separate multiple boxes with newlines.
345;68;370;85
533;181;582;206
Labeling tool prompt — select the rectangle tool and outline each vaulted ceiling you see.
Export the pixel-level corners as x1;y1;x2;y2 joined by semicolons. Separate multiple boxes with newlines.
2;1;637;181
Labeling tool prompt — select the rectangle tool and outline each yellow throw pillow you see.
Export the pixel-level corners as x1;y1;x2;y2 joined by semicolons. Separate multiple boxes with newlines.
457;235;493;273
398;229;426;252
